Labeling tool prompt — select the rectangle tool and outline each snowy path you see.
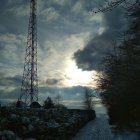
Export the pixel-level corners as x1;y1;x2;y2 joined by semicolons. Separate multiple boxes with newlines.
72;114;138;140
72;114;113;140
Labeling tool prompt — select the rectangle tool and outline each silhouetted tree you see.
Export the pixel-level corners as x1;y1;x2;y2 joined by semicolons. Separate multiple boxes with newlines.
54;94;67;109
43;97;54;109
83;88;94;110
97;2;140;126
54;94;62;105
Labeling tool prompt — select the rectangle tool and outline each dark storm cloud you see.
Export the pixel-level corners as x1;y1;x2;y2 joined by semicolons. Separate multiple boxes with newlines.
74;7;128;71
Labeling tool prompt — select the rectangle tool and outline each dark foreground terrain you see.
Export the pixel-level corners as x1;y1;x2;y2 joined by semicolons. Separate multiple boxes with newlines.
0;107;95;140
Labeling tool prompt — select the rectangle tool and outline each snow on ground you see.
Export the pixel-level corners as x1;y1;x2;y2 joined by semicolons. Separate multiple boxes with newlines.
72;109;138;140
72;114;113;140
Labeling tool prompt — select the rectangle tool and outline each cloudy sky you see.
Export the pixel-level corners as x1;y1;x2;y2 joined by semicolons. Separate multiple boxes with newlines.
0;0;128;108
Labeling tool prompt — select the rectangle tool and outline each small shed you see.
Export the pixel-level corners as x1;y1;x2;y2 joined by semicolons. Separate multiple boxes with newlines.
30;101;41;108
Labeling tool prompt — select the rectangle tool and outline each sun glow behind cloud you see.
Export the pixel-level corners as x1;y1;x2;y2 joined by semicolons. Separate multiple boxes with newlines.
65;60;97;87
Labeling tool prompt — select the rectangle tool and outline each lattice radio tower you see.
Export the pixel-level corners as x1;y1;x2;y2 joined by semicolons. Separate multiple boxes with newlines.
18;0;38;106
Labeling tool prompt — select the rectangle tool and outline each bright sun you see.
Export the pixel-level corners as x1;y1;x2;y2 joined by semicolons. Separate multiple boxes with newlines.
65;60;97;87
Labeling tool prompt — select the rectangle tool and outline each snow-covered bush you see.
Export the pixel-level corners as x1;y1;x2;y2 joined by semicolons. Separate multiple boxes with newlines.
0;107;96;139
0;130;16;140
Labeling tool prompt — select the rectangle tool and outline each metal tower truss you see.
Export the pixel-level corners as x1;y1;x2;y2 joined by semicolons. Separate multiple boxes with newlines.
19;0;38;106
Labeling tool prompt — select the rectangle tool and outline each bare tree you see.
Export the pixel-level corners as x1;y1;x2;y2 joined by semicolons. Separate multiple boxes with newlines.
83;88;94;110
54;94;62;105
54;94;67;109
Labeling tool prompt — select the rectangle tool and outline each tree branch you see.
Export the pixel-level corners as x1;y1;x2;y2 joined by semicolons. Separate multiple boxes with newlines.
93;0;139;13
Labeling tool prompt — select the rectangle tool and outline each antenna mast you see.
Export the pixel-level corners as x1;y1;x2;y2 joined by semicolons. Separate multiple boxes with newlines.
19;0;38;106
